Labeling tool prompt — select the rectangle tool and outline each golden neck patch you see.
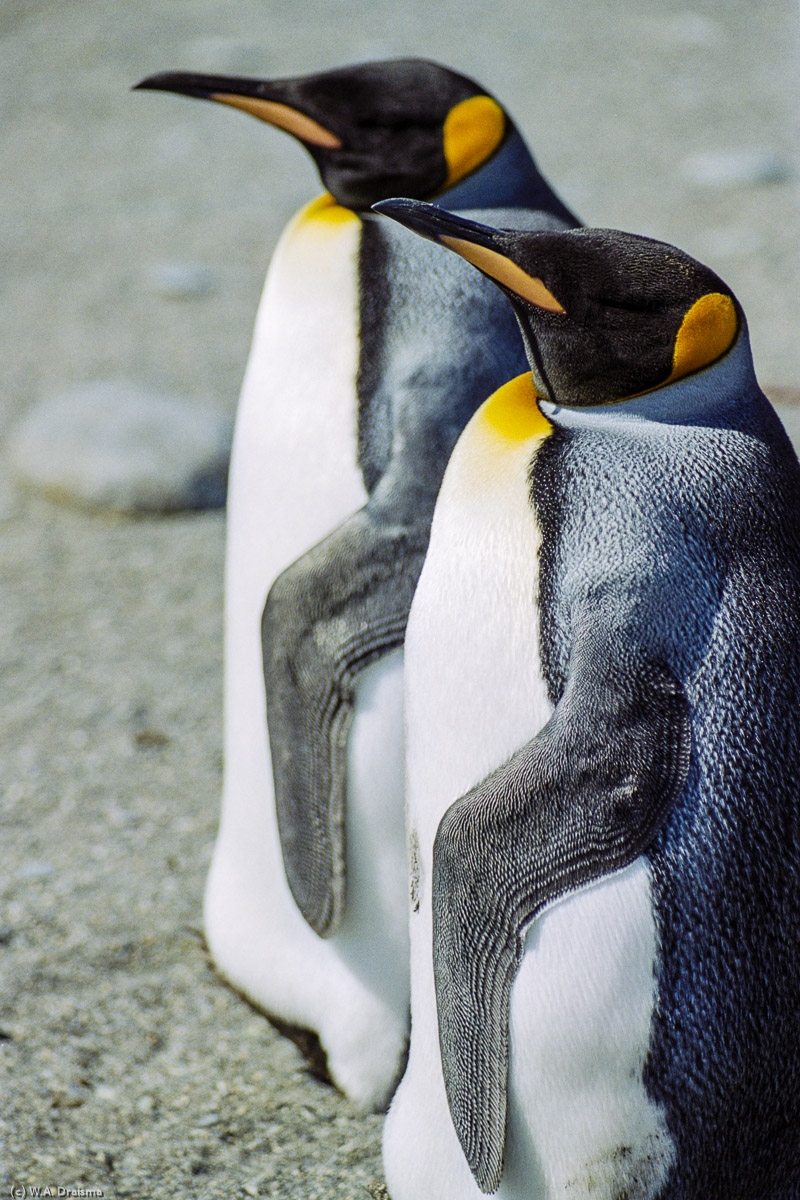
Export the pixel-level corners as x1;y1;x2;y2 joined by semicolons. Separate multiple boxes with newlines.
210;93;342;148
446;372;553;502
481;372;552;442
296;192;359;227
665;292;738;385
442;96;506;189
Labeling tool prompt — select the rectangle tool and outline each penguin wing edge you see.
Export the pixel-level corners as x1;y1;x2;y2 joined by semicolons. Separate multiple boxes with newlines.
262;504;429;938
431;628;691;1193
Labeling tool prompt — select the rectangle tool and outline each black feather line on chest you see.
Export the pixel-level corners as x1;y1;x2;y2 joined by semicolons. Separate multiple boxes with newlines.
355;219;393;494
528;426;573;707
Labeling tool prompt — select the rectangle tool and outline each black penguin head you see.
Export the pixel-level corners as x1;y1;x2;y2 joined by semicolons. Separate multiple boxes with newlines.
134;59;511;210
373;199;742;407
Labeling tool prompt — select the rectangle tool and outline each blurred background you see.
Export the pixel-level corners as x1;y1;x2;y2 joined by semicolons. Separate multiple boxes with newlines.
2;2;799;1197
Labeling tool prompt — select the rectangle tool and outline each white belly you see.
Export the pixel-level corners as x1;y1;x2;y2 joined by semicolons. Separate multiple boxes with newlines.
204;198;409;1110
385;384;672;1196
502;863;674;1199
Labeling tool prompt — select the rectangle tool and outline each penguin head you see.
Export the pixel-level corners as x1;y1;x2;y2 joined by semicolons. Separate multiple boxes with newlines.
134;59;511;210
372;199;742;408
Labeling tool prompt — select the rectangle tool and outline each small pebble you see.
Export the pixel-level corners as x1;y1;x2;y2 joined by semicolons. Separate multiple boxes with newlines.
50;1086;86;1109
773;404;800;457
144;262;216;300
682;150;792;189
134;728;171;749
8;380;232;514
17;860;54;880
95;1085;117;1102
106;804;134;827
136;1094;155;1114
243;1172;275;1198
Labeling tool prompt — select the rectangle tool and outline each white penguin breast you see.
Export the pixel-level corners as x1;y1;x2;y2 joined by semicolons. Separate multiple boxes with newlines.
404;431;552;854
501;863;674;1200
226;198;368;586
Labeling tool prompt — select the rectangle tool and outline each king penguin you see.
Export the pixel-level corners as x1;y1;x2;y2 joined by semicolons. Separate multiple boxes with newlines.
134;60;580;1109
373;199;800;1198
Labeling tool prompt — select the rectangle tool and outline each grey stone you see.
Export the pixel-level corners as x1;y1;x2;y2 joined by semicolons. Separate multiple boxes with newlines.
18;861;54;880
194;1112;220;1127
144;262;216;299
682;150;792;189
8;380;232;514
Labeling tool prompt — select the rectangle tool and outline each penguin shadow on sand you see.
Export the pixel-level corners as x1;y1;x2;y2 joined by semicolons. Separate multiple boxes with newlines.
371;199;800;1200
135;59;581;1112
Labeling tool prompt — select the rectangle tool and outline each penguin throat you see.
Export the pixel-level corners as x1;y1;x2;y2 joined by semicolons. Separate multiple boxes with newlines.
519;318;558;407
438;130;538;210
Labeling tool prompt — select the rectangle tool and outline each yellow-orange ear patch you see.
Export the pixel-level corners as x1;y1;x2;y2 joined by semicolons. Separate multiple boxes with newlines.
440;236;565;313
666;292;738;384
210;93;342;148
481;372;552;441
442;96;506;188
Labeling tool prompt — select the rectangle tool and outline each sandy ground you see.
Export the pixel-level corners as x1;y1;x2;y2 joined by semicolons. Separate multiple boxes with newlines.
2;2;799;1197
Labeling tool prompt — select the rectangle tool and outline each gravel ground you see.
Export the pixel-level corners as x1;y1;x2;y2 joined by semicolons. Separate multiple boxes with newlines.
2;2;799;1198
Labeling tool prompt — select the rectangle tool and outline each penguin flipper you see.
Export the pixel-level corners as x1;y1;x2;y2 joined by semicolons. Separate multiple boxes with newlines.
262;503;428;938
431;625;691;1193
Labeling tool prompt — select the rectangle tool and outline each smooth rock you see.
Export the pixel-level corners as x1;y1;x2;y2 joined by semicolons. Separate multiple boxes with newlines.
195;1111;220;1127
8;380;232;513
145;262;216;300
682;150;792;189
